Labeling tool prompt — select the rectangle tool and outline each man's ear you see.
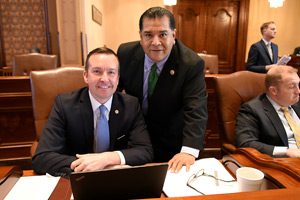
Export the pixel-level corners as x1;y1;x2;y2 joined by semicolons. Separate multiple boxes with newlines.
269;86;277;96
172;29;176;44
83;71;88;84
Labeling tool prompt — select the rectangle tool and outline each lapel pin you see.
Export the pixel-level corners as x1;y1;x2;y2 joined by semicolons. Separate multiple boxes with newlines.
115;110;119;114
170;70;175;75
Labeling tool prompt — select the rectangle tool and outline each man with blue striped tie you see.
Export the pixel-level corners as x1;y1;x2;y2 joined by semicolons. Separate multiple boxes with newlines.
32;47;154;178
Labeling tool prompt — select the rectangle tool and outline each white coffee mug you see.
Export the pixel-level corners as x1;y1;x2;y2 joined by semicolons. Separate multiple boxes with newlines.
236;167;264;192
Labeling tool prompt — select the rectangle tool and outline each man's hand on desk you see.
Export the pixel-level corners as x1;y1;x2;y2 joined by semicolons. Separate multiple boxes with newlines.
168;153;195;174
70;152;121;172
286;149;300;158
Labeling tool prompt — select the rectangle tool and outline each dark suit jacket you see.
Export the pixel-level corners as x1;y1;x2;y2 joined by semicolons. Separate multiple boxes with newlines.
293;46;300;55
236;93;300;156
117;39;208;162
32;87;154;177
246;40;278;73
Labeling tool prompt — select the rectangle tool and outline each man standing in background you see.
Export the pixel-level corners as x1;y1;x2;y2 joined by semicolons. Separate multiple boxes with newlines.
246;21;278;73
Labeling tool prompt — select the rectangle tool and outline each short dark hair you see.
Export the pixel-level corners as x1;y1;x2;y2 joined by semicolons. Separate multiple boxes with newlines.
260;21;275;35
85;47;119;73
139;7;175;31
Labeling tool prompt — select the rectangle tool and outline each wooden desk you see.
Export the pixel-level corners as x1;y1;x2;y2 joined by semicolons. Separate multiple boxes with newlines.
1;148;300;200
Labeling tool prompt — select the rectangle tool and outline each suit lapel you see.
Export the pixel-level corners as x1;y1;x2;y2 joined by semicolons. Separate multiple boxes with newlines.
150;44;179;100
263;96;289;146
78;88;94;152
259;40;273;64
108;93;122;149
271;43;278;63
129;48;145;102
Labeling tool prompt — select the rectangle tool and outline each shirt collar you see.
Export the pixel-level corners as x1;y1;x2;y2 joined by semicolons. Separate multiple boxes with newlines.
262;38;271;46
266;94;289;111
144;52;171;72
88;90;113;113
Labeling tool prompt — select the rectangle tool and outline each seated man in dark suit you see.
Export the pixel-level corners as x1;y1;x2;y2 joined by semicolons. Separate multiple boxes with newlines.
246;21;279;73
32;47;154;178
293;46;300;56
236;65;300;157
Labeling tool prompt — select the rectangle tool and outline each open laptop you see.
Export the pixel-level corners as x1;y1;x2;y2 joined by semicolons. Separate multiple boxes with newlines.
70;163;168;200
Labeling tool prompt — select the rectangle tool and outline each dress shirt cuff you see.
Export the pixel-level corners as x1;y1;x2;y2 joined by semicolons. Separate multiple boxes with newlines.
181;146;200;158
115;151;126;165
273;146;287;157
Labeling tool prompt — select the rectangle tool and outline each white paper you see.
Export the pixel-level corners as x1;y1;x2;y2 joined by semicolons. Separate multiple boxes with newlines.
4;174;60;200
163;158;238;197
276;55;291;65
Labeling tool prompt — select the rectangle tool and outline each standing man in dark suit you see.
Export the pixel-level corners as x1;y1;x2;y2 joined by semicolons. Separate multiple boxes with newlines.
32;47;154;178
236;65;300;157
117;7;207;173
246;21;279;73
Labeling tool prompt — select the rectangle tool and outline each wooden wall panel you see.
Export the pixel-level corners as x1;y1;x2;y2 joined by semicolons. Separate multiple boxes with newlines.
0;77;35;163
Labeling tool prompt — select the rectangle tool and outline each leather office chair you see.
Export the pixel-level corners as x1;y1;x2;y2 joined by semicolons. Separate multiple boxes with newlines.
214;71;266;155
13;53;57;76
30;67;87;156
198;53;219;74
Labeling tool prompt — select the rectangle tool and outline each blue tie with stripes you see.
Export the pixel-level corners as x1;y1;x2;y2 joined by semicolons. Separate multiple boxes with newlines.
96;105;110;152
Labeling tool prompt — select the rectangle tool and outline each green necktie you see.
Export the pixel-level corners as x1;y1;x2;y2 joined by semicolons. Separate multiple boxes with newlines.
281;107;300;148
148;63;158;98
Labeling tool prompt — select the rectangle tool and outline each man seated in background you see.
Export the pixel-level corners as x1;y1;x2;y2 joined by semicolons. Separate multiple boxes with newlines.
246;21;278;73
32;47;154;178
293;46;300;56
236;65;300;157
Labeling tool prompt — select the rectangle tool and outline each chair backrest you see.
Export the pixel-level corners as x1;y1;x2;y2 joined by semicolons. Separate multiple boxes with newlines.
198;53;219;74
214;71;266;155
30;67;87;156
13;53;57;76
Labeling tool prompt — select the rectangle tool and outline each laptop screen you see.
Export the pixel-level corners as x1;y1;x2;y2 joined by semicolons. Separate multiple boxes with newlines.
70;163;168;200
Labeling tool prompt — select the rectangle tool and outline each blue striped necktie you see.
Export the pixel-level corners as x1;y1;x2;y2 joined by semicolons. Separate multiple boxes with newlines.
96;105;110;152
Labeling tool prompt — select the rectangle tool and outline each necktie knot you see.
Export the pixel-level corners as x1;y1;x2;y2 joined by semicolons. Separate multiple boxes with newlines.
281;106;288;112
100;105;107;117
151;63;158;71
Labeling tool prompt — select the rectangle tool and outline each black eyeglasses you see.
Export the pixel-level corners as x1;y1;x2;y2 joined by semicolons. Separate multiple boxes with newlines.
186;169;236;195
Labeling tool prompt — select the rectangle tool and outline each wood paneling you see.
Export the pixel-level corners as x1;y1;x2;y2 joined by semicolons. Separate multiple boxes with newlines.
170;0;250;73
0;76;35;163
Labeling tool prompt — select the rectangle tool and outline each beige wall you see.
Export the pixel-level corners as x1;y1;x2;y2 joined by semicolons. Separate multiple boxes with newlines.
103;0;164;52
80;0;300;63
81;0;105;57
246;0;300;60
80;0;164;59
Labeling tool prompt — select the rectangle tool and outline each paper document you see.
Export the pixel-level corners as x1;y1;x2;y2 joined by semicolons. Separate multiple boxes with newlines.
276;55;291;65
163;158;238;197
4;174;60;200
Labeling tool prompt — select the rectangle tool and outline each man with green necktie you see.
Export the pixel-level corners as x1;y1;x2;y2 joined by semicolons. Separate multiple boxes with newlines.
117;7;208;173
